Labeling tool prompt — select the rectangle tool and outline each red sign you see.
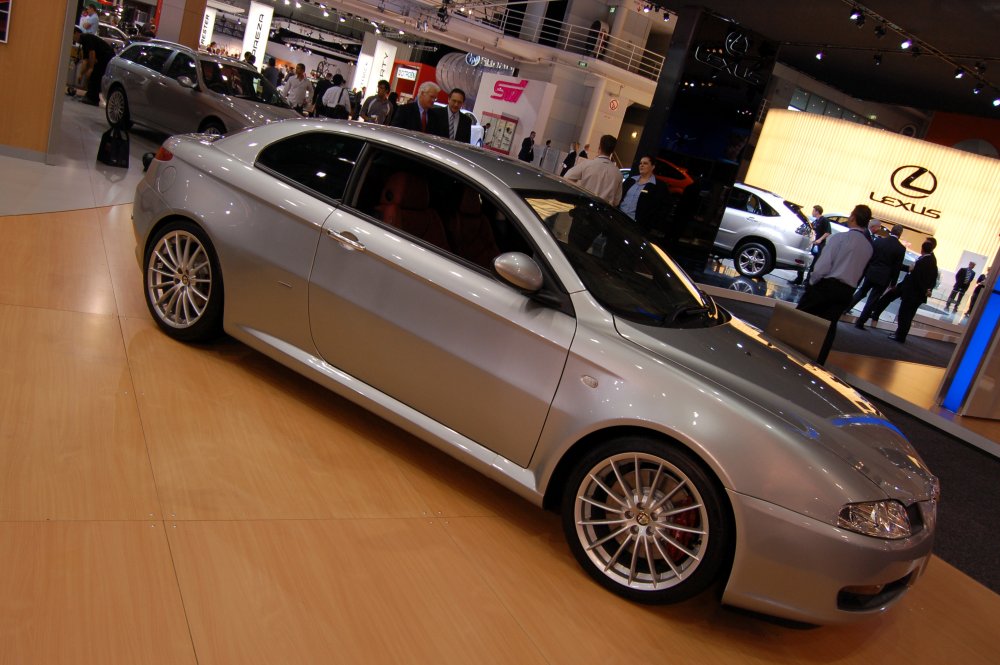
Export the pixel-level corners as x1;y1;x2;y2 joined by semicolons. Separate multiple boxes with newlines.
609;98;620;111
490;79;529;103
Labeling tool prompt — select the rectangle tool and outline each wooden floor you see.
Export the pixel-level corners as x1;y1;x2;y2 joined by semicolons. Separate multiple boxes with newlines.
2;205;999;664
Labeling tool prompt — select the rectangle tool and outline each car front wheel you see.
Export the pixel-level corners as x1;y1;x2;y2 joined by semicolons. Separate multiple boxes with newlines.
144;221;223;342
734;241;774;277
562;437;729;603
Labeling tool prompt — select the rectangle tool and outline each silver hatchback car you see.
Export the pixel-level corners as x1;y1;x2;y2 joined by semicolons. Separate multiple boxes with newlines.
132;122;937;624
102;40;299;135
714;182;813;278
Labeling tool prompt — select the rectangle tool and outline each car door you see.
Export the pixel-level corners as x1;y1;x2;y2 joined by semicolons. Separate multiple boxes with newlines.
117;44;173;131
308;147;576;466
146;51;197;134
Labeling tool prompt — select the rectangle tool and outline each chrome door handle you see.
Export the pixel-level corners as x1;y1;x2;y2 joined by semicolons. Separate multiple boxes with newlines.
328;229;365;251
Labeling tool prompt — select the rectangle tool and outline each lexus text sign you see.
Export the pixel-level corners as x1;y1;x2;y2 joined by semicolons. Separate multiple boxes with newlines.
199;7;217;49
241;1;273;70
747;110;1000;268
472;74;556;156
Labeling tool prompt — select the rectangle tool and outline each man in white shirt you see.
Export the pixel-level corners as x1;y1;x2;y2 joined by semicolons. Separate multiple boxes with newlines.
563;135;622;206
281;63;313;115
80;4;100;35
321;74;350;119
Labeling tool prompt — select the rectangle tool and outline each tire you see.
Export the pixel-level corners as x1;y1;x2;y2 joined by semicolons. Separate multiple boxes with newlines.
143;221;224;342
105;86;131;128
561;437;728;604
199;119;227;136
733;241;774;278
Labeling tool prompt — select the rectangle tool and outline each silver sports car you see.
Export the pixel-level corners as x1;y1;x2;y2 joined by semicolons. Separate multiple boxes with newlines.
132;120;938;624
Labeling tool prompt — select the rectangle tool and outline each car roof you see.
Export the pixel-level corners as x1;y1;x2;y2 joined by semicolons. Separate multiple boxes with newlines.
734;182;785;201
213;120;583;195
136;39;255;69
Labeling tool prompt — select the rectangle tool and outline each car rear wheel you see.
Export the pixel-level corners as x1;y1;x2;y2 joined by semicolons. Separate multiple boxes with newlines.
561;437;728;603
734;241;774;277
105;86;131;128
144;221;223;342
199;119;226;136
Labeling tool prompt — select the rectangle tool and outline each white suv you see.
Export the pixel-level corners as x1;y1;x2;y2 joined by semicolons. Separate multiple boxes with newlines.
714;183;813;278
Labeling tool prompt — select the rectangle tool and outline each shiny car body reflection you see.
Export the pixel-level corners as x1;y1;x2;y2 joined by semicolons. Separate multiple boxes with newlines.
132;120;938;624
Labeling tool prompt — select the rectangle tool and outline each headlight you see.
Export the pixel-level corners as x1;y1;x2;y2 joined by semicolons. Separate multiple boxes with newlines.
837;500;912;539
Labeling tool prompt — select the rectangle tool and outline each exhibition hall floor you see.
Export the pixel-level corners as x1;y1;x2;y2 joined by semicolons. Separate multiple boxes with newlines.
0;100;998;664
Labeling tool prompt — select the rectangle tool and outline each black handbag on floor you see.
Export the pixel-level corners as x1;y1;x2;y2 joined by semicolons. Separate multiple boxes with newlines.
97;127;130;168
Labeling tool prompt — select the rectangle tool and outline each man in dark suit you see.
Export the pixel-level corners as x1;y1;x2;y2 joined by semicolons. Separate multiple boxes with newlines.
428;88;472;142
868;239;938;343
518;131;536;162
391;81;440;133
852;224;907;329
945;261;977;311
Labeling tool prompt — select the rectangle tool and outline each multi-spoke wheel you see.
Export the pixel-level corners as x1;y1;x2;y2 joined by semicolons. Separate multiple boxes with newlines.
734;241;774;278
144;221;223;342
105;86;131;128
562;438;728;603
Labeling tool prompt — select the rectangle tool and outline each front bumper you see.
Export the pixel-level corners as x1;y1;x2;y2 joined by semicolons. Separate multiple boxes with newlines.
723;490;935;624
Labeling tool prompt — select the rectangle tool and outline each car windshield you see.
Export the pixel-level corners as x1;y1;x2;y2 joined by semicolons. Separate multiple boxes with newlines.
200;61;287;106
520;192;727;328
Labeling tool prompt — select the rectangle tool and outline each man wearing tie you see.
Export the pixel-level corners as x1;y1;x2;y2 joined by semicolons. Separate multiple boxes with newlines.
429;88;472;143
391;81;441;133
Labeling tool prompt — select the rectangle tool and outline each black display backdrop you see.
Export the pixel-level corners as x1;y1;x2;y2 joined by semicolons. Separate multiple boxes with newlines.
635;8;777;269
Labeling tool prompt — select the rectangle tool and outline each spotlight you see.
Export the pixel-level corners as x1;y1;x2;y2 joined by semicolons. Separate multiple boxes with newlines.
815;50;824;60
955;68;965;79
900;38;912;49
643;4;651;13
663;13;670;22
323;11;328;17
849;8;862;20
873;23;886;38
993;98;1000;107
973;85;983;95
873;53;882;66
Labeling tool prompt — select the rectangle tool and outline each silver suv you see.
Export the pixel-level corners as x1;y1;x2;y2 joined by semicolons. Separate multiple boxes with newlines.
714;182;812;278
102;40;299;136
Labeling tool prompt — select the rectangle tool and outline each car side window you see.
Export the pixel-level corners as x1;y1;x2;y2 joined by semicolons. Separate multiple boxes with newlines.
256;132;364;202
127;45;172;73
164;53;196;81
728;187;750;211
351;148;532;270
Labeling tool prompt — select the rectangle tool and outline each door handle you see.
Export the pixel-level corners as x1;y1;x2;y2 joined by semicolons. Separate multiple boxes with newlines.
327;229;365;251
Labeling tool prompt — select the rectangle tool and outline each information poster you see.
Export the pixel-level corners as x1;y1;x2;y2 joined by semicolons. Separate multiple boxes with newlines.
481;111;518;155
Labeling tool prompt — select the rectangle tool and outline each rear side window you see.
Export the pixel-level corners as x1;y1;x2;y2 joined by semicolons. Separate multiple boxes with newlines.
256;132;364;202
120;44;173;73
165;53;197;81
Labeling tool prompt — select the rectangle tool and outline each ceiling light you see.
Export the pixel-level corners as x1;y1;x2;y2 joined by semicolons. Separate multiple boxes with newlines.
323;11;328;17
815;50;824;60
973;85;983;95
849;8;862;20
900;38;912;49
340;16;345;22
874;23;886;38
873;53;882;66
955;68;965;79
643;4;651;13
993;98;1000;107
663;14;670;22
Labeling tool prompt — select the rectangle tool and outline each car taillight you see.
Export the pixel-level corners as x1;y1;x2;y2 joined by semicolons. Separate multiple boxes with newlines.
155;146;173;162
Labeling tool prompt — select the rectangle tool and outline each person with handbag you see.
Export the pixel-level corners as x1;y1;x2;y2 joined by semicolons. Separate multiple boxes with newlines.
321;75;351;120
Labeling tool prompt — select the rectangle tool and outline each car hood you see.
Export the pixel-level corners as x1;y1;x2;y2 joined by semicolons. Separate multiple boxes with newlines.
225;97;301;126
615;315;937;504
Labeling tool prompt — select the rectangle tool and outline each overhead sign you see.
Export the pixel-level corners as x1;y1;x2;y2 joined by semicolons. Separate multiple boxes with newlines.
199;7;217;49
746;109;1000;269
241;1;273;70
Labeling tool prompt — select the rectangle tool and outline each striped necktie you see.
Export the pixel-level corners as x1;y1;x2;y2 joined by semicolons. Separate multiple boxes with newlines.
449;112;457;140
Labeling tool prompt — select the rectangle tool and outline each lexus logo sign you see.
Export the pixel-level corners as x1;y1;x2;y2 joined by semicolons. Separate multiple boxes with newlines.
869;164;941;219
890;165;937;199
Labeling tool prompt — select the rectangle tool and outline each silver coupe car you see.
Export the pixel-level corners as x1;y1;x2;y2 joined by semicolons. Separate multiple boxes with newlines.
132;120;938;624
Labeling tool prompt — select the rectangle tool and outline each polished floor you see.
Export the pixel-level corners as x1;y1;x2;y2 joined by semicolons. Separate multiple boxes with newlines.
1;101;999;664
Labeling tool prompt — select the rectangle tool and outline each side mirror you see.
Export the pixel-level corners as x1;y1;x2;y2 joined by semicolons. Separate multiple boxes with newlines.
494;252;544;292
177;75;196;89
